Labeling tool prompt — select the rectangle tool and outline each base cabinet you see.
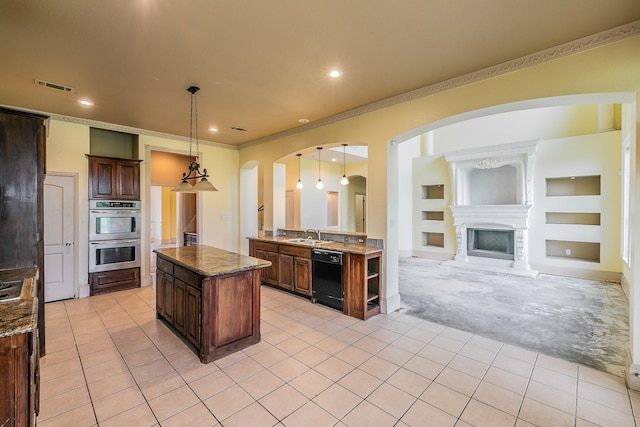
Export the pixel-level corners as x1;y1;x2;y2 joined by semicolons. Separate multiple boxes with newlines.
89;267;140;296
155;254;260;363
345;251;382;320
250;240;312;297
0;331;38;427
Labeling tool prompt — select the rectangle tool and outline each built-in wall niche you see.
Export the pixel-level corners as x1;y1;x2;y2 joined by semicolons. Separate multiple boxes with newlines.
422;232;444;248
546;175;601;196
546;212;601;225
421;211;444;221
465;165;518;205
90;127;138;159
421;185;444;199
545;239;600;263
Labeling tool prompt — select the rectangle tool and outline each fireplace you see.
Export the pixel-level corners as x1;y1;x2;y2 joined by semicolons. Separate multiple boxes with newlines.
467;228;514;261
444;140;540;275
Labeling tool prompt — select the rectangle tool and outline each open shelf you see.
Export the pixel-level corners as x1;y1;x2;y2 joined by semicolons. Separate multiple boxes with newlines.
422;211;444;221
421;184;445;199
546;175;601;197
545;239;600;263
422;232;445;248
545;212;601;225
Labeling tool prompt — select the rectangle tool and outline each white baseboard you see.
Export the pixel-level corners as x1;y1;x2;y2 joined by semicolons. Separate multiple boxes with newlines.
411;249;455;261
381;293;402;315
78;283;90;299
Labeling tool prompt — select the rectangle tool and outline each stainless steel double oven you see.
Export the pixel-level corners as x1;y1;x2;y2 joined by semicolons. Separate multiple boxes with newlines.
89;200;141;273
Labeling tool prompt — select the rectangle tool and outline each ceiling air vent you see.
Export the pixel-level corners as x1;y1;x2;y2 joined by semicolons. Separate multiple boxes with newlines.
230;126;247;132
34;79;75;93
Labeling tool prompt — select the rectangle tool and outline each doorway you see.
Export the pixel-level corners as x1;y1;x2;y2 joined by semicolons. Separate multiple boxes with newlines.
44;174;76;301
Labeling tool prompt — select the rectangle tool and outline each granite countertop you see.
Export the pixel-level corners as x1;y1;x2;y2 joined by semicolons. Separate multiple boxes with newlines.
154;245;271;277
0;268;38;338
248;236;383;255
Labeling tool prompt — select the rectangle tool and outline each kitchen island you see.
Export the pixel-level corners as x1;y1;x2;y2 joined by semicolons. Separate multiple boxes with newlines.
154;245;270;363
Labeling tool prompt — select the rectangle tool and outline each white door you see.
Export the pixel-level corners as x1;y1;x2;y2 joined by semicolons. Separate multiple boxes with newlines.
355;193;366;233
44;175;75;302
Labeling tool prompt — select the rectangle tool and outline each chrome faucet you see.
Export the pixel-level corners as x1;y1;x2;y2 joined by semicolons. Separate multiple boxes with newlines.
306;229;320;240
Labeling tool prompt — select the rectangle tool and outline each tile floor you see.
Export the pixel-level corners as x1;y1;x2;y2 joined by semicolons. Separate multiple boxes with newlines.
38;285;640;427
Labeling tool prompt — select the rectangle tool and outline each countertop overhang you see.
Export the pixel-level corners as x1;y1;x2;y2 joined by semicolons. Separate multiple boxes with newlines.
154;245;271;277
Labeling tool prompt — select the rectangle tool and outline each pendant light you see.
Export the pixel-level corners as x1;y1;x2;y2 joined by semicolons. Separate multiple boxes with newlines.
173;86;218;192
316;147;324;189
340;143;349;185
296;153;303;189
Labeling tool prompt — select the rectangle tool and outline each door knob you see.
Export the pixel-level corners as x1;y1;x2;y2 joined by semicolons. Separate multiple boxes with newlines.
65;242;72;247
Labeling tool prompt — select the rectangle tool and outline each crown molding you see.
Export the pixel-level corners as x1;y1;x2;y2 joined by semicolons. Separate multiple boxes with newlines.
0;104;238;151
241;20;640;149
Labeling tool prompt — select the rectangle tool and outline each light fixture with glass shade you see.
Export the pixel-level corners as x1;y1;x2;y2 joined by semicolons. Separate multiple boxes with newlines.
340;143;349;185
316;147;324;189
173;86;218;192
296;153;303;189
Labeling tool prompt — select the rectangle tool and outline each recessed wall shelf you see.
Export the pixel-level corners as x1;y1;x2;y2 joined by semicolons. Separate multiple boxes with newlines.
545;239;600;263
546;175;601;197
421;185;445;199
545;212;601;225
422;211;444;221
422;232;445;248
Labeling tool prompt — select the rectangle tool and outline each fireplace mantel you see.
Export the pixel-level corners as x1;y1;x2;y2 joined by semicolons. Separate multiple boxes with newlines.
444;140;541;275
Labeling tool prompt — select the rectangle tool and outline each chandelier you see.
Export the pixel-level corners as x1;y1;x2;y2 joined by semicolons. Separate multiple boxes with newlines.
173;86;218;192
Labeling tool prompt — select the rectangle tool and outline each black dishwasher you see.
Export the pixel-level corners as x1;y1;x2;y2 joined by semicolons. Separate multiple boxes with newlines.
312;249;344;311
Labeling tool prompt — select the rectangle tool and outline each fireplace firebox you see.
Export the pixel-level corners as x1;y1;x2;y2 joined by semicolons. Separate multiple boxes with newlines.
467;229;514;260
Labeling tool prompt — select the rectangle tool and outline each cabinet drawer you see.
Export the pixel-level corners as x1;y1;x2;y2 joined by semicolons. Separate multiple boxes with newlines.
156;257;174;275
254;241;278;252
279;245;311;258
174;265;201;288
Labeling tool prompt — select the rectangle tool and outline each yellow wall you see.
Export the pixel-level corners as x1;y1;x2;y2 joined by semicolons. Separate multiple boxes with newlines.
161;187;176;241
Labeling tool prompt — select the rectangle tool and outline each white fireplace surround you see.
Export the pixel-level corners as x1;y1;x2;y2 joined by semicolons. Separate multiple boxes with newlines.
444;140;540;276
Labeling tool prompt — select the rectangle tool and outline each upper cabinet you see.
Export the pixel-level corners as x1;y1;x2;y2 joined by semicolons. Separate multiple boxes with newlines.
88;155;142;200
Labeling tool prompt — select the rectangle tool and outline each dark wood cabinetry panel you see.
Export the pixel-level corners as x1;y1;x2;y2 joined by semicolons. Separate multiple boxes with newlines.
89;267;140;296
345;252;381;320
214;272;254;347
278;254;294;291
87;155;141;200
185;286;201;348
173;279;187;335
0;107;47;357
0;328;38;426
293;257;312;296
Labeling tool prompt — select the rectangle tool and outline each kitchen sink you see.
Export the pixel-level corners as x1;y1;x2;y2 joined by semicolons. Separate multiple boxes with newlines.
0;280;23;302
285;238;330;245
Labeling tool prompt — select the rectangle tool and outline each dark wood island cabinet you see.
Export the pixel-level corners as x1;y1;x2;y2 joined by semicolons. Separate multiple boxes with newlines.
154;245;270;363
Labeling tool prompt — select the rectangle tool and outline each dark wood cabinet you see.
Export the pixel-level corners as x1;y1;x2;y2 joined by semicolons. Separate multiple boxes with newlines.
293;257;312;296
0;108;47;356
345;251;382;320
154;247;263;363
252;241;279;286
173;279;187;336
249;240;312;297
0;332;36;427
0;273;40;427
278;254;294;291
89;267;140;296
87;155;141;200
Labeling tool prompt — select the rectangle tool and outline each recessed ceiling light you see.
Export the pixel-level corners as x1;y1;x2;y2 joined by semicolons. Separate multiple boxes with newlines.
331;158;337;162
298;118;310;124
78;99;93;106
328;70;342;78
209;127;218;132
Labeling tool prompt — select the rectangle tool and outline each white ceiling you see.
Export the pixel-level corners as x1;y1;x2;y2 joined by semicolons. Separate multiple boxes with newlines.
1;1;639;147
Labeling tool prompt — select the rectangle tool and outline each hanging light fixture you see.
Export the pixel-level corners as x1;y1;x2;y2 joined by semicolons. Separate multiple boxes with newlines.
296;153;303;189
173;86;218;192
340;143;349;185
316;147;324;189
